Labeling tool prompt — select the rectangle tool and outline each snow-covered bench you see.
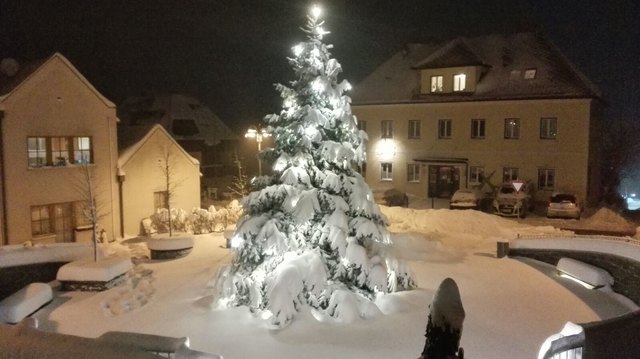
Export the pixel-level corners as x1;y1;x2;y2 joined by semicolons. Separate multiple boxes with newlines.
147;234;194;260
0;283;52;324
556;257;614;289
57;257;133;291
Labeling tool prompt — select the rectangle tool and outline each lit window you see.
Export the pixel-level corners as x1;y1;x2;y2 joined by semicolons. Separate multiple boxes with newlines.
31;205;51;236
27;137;47;168
453;74;466;91
431;76;443;92
438;119;452;139
504;118;520;139
503;167;519;183
407;163;420;182
408;120;421;139
74;137;92;164
471;119;485;139
524;68;537;80
381;120;393;139
538;168;555;190
540;117;557;139
469;166;484;184
51;137;70;166
381;163;393;181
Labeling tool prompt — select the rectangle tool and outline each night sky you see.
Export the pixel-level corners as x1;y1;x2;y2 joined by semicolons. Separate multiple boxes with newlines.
1;0;638;133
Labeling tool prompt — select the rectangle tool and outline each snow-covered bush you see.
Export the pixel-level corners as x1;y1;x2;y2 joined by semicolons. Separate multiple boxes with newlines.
214;6;414;329
146;203;242;236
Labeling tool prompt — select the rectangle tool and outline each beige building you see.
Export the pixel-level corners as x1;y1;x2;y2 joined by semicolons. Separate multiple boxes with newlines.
351;32;603;205
0;54;120;245
117;124;201;236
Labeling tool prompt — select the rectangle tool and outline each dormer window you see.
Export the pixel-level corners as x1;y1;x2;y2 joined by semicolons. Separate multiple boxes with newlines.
524;68;537;79
453;74;466;91
430;76;443;92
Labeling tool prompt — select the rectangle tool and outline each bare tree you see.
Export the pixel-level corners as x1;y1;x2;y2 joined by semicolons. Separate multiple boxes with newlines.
158;145;183;236
75;164;107;262
227;151;250;198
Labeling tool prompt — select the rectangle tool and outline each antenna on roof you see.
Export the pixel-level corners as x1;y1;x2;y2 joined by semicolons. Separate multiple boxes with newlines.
0;58;20;77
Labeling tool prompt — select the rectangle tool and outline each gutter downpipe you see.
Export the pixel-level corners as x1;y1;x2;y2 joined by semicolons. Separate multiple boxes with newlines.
0;110;8;245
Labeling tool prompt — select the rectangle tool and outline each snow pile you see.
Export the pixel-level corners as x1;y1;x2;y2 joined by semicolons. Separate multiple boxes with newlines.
57;257;133;282
101;265;155;316
0;283;52;324
557;257;614;288
381;206;562;250
574;207;635;232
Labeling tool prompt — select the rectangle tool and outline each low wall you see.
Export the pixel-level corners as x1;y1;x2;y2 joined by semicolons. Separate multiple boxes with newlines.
508;237;640;304
0;243;96;301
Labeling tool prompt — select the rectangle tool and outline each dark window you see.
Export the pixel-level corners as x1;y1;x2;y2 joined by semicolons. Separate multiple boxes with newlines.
172;119;199;136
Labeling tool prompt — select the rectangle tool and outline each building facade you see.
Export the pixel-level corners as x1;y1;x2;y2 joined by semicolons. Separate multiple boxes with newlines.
351;32;602;205
117;124;201;236
0;54;120;245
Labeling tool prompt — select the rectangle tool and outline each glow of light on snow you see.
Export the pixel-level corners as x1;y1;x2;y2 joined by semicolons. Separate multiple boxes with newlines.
343;82;352;91
260;310;273;321
292;44;304;57
230;235;244;249
304;125;318;138
283;97;296;108
559;273;595;289
312;78;325;93
310;4;321;19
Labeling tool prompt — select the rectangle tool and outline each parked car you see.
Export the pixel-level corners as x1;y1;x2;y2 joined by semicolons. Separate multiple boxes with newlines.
546;192;581;219
450;188;484;210
492;182;533;218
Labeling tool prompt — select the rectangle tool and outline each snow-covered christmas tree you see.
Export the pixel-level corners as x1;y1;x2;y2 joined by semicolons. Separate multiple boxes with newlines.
215;4;415;328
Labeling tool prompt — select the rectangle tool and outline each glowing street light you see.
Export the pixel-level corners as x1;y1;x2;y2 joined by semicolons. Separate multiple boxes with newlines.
244;127;271;176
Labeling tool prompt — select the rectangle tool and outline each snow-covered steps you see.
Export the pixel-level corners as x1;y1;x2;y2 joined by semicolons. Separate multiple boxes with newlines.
57;257;133;291
0;283;52;324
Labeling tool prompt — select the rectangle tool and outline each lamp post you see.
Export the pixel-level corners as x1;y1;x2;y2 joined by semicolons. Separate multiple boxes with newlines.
244;127;270;176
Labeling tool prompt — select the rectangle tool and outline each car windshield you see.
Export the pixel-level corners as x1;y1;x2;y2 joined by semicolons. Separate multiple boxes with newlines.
500;186;515;194
551;194;576;203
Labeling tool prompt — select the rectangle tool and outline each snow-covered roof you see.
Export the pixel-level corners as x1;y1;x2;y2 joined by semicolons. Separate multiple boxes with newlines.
351;32;601;105
118;94;238;146
117;124;200;169
0;53;115;108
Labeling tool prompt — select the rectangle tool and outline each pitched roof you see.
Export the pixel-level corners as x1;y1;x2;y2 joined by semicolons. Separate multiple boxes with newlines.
413;38;487;69
351;32;601;105
0;53;115;108
117;124;200;169
118;94;238;146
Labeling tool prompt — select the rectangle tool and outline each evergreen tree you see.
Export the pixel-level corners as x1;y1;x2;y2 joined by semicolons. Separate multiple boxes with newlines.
216;4;414;328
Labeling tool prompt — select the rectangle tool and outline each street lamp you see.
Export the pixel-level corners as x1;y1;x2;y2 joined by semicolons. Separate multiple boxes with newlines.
244;127;271;176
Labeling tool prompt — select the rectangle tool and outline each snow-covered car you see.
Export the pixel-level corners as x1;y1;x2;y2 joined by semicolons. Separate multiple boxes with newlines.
492;182;532;218
449;189;484;210
546;192;581;219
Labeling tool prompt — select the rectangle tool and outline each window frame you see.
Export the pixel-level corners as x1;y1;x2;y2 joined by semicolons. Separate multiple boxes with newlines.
408;120;421;139
524;68;537;80
471;119;486;139
540;117;558;140
504;118;520;139
453;74;466;92
381;120;393;139
357;119;367;132
430;75;443;93
538;168;555;190
380;162;393;181
407;163;420;183
154;191;169;210
438;119;452;139
27;136;94;168
469;166;485;184
502;167;520;183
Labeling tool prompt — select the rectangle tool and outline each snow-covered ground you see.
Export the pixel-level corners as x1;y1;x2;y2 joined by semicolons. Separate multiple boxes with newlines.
25;207;638;358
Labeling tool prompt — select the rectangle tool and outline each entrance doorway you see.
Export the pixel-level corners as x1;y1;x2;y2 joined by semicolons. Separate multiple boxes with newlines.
428;165;460;198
